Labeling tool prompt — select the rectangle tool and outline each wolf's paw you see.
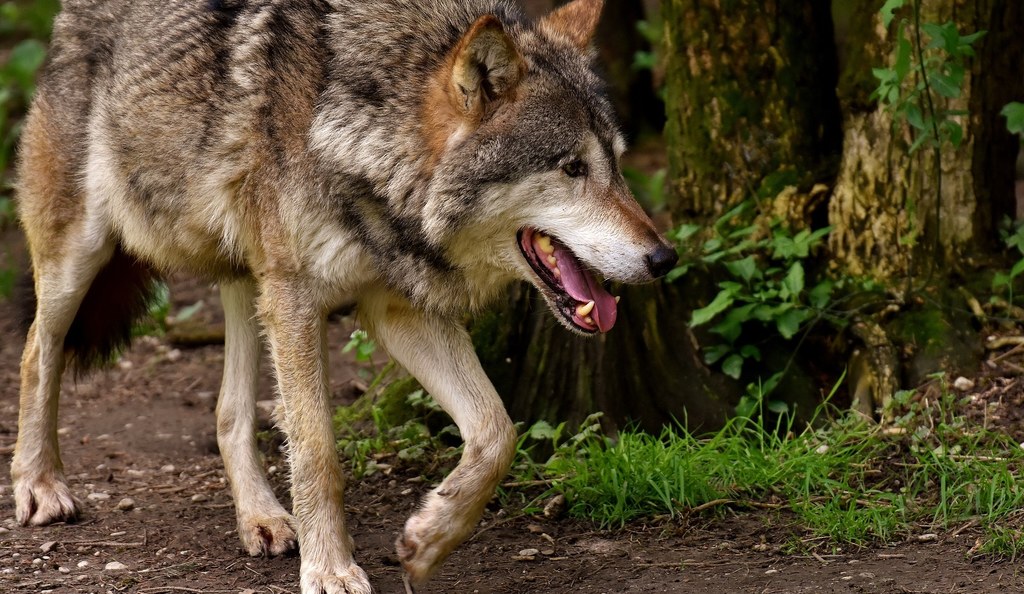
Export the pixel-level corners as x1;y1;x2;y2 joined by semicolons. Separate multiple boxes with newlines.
239;513;298;557
396;509;469;585
300;563;372;594
14;475;80;526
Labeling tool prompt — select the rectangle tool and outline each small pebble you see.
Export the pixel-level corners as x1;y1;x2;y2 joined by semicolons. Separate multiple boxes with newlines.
87;492;110;501
765;569;779;575
953;376;974;391
77;561;89;568
104;561;127;571
57;566;70;574
40;541;58;554
918;533;938;542
518;548;539;557
160;464;176;474
32;558;42;566
191;493;209;503
116;498;135;511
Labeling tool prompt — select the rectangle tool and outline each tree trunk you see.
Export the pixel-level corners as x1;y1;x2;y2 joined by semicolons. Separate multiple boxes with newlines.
473;277;738;435
663;0;841;218
828;0;1024;280
827;0;1023;415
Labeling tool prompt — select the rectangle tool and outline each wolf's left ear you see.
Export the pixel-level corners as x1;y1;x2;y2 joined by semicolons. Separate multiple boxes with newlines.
448;15;525;120
539;0;604;50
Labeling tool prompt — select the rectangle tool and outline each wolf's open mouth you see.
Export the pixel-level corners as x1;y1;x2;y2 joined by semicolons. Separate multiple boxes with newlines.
517;227;618;333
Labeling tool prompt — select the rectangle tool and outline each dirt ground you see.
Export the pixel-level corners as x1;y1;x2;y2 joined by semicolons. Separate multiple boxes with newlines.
3;236;1024;594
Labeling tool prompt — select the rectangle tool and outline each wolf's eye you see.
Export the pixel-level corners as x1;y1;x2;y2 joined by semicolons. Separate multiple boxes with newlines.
561;159;588;178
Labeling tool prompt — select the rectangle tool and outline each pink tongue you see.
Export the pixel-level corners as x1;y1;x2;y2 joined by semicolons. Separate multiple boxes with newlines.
552;243;618;332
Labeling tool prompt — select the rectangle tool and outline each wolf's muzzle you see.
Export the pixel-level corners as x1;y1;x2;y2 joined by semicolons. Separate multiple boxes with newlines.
645;244;679;278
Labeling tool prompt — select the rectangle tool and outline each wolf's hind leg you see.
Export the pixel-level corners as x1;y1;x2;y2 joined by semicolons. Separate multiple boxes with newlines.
361;292;517;585
216;279;298;557
13;232;115;526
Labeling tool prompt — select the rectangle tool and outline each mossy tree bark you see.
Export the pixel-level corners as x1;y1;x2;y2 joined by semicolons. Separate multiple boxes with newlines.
663;0;842;218
828;0;1024;280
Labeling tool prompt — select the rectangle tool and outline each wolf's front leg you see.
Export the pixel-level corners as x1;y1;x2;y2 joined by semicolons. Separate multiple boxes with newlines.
362;292;517;585
258;280;371;594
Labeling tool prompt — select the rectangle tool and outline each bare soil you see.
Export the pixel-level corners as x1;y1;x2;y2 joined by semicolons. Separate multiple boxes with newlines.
2;232;1024;593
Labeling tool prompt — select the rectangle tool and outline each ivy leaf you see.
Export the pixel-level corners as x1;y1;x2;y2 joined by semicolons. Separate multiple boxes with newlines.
808;280;834;310
722;354;745;380
942;119;964;148
703;344;731;366
1002;102;1024;135
781;262;805;299
880;0;906;28
905;103;925;131
740;344;762;361
527;421;558;441
665;264;690;283
725;255;759;282
673;223;701;243
1010;257;1024;280
767;400;790;414
776;308;810;340
691;290;735;327
712;303;757;344
957;30;986;56
929;68;963;99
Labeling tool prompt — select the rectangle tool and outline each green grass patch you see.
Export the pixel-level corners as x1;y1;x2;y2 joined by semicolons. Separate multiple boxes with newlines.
335;368;1024;558
526;379;1024;556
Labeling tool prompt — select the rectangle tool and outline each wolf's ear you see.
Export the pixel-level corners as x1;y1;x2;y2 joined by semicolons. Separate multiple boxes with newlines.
539;0;604;49
448;15;524;119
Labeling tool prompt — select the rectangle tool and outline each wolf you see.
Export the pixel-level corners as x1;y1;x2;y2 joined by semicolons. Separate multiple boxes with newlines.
11;0;678;591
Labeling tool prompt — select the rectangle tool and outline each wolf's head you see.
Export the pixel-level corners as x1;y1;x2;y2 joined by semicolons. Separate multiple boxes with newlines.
420;0;677;334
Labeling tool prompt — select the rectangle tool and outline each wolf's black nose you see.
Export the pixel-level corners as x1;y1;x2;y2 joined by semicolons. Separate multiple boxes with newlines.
646;244;678;278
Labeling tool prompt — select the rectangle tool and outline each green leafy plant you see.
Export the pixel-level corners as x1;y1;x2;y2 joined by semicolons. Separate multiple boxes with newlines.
335;387;461;480
993;219;1024;304
1003;102;1024;136
632;15;663;74
675;200;833;383
872;0;985;154
342;328;379;380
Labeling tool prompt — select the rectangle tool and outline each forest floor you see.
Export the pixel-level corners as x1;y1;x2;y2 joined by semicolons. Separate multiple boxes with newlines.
3;228;1024;594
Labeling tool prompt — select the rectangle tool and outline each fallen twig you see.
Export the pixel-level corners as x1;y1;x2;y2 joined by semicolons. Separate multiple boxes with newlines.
985;336;1024;350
